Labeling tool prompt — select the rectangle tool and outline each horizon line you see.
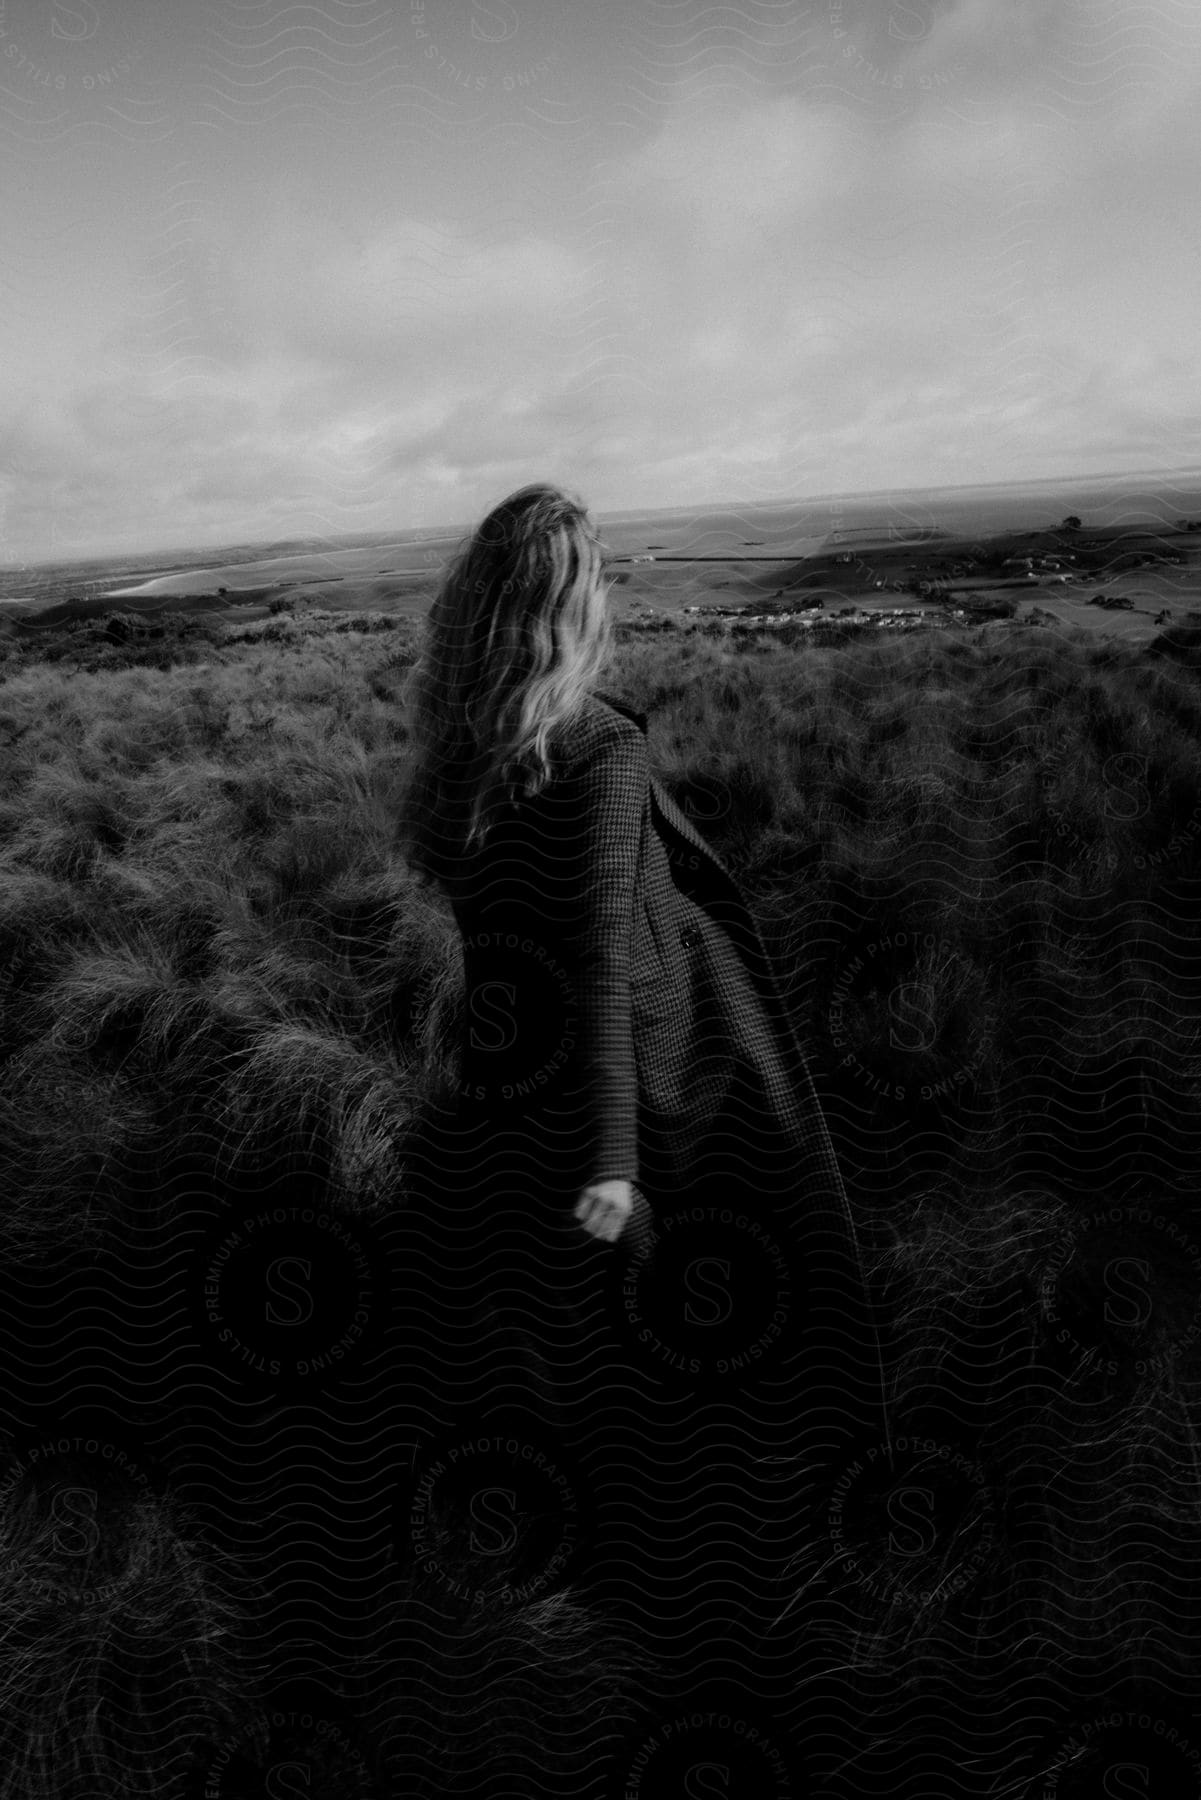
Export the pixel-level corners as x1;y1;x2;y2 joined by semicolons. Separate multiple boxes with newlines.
6;463;1201;575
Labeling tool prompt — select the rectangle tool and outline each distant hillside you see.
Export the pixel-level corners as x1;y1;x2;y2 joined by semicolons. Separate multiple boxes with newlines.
1;591;236;629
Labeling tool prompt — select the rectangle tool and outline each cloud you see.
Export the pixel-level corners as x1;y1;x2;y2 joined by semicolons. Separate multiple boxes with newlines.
198;202;593;382
603;94;870;256
6;5;1201;561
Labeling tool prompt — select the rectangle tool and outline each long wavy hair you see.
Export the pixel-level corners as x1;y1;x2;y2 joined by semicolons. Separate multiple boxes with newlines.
394;482;616;895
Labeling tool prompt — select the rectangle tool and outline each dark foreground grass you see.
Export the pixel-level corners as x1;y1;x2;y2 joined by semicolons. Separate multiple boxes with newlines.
2;609;1201;1792
0;1474;260;1800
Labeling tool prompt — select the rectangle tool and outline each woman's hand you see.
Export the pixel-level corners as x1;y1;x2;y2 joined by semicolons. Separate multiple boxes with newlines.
573;1178;635;1244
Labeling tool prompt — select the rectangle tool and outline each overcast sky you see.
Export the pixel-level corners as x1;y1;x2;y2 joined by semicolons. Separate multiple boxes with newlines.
1;0;1199;564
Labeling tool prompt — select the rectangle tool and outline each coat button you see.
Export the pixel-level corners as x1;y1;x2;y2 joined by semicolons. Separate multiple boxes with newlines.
679;926;700;948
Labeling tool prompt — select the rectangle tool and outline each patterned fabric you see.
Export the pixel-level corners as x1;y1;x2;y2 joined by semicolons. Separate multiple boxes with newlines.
448;688;860;1256
429;691;891;1704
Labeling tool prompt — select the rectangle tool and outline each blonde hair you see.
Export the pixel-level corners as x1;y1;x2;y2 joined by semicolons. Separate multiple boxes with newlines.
394;482;616;894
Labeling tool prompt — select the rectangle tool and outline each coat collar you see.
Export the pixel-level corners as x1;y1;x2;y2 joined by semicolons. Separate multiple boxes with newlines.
592;688;648;733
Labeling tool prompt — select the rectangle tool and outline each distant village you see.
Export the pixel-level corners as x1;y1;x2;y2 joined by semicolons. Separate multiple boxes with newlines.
633;514;1197;635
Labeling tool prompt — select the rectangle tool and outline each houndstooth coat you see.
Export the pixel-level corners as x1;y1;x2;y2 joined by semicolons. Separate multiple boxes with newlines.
447;689;859;1254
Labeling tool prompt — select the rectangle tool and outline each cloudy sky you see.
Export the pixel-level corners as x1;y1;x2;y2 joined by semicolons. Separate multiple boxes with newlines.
1;0;1199;564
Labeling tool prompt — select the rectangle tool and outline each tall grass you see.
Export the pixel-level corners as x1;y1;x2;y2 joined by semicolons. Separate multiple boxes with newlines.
0;1473;263;1799
2;609;1200;1790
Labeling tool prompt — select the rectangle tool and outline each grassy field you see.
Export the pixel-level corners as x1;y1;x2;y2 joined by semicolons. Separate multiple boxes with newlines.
2;606;1200;1794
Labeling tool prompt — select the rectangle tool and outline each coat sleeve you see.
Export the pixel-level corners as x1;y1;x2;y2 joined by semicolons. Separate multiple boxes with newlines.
563;719;647;1186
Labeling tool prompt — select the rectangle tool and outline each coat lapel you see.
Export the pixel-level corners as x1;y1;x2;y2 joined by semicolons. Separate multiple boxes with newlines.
650;774;733;886
592;690;733;890
586;690;856;1249
590;692;807;1067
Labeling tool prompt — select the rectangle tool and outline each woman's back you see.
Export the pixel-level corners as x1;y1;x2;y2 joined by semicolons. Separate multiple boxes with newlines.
394;486;888;1724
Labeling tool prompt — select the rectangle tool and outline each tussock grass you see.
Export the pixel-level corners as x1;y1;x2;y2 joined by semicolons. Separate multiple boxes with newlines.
2;609;1201;1784
354;1567;655;1796
0;1473;263;1800
835;1184;1201;1683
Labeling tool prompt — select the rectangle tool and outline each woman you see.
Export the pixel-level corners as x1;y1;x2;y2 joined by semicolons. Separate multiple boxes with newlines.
394;482;888;1709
